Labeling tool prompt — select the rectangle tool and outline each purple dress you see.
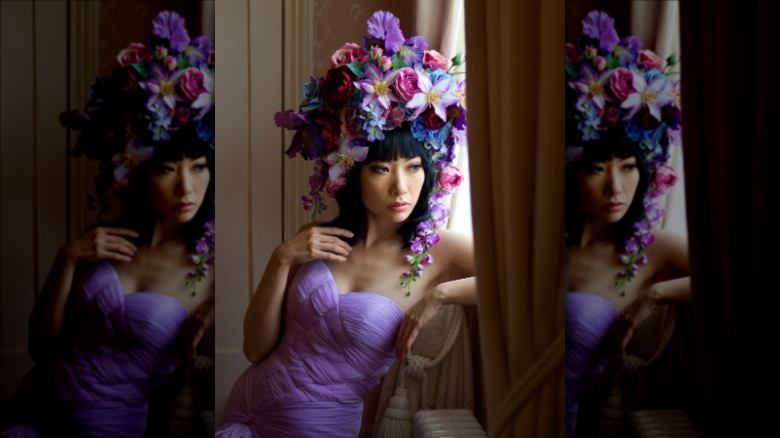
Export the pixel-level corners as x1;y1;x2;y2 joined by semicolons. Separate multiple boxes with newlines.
217;259;404;437
2;261;190;437
565;291;619;438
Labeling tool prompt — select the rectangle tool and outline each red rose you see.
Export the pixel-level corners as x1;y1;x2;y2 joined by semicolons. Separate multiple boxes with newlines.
637;108;661;130
422;108;446;130
340;106;364;140
321;67;355;109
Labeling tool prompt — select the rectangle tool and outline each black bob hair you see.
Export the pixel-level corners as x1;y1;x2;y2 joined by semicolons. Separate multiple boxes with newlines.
328;125;436;247
565;129;650;248
114;130;215;251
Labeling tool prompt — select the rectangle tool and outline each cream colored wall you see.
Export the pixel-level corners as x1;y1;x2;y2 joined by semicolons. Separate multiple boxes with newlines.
0;0;68;406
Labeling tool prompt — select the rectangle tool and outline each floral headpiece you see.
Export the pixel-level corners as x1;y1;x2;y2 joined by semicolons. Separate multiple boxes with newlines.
275;10;467;294
565;10;681;294
61;10;215;293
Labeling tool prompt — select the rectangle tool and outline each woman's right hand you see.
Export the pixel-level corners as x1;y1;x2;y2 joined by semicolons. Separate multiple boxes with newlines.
275;226;354;266
61;226;139;266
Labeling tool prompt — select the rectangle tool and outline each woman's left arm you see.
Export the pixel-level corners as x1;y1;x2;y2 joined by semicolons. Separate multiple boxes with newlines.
615;230;691;353
395;230;476;358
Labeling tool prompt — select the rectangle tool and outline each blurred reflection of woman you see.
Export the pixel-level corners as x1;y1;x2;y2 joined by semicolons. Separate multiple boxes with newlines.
1;11;215;437
564;10;690;438
216;11;475;437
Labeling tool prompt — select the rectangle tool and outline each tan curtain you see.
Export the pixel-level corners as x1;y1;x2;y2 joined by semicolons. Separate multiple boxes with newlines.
464;0;565;436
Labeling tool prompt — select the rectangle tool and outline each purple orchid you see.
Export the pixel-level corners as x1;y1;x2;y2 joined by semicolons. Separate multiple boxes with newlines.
397;36;428;66
152;11;190;53
581;10;619;53
366;11;405;55
406;67;459;121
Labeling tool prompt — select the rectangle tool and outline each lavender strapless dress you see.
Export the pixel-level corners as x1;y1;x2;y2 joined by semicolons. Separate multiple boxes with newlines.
2;261;189;437
217;259;405;437
565;291;619;438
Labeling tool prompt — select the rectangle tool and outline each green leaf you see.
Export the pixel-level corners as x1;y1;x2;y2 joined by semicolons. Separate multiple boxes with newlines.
132;61;150;78
564;61;580;79
346;61;366;78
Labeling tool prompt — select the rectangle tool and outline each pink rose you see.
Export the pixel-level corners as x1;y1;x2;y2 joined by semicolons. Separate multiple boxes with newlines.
438;166;463;192
585;46;598;59
165;56;177;71
330;43;366;68
653;165;678;192
607;67;633;101
179;67;206;100
370;46;383;59
637;50;664;71
379;56;392;72
393;67;420;101
422;50;452;70
594;56;607;71
116;42;151;67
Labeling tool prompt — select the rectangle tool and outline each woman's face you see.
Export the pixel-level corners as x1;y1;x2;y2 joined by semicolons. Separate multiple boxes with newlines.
360;156;425;225
577;156;639;225
148;156;211;225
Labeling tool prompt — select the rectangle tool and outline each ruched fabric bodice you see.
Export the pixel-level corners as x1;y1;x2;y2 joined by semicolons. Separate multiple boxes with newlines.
3;261;189;437
218;259;405;437
565;291;620;438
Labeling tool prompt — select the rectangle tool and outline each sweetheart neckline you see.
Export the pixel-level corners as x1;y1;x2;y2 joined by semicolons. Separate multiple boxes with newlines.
313;259;405;315
566;291;620;314
101;261;190;315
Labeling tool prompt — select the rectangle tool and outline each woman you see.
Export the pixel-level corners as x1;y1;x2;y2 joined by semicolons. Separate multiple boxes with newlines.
564;11;689;438
1;11;215;437
217;11;474;437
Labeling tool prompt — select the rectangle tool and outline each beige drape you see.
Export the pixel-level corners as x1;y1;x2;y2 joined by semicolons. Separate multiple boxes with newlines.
464;0;565;436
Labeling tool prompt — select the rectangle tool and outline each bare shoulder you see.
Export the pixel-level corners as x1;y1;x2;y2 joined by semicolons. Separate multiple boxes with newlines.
647;229;689;277
433;229;474;275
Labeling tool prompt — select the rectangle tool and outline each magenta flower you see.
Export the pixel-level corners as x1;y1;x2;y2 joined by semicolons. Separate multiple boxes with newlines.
621;69;675;121
323;138;369;181
190;66;214;120
406;67;459;121
356;63;400;110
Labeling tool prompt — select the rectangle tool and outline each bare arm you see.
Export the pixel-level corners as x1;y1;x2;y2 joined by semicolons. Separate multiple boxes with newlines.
394;230;476;358
29;227;138;362
242;226;354;363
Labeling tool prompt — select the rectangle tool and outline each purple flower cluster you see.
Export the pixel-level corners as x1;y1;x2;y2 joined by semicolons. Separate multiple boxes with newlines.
186;219;216;296
275;10;467;294
566;11;681;294
62;10;215;199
